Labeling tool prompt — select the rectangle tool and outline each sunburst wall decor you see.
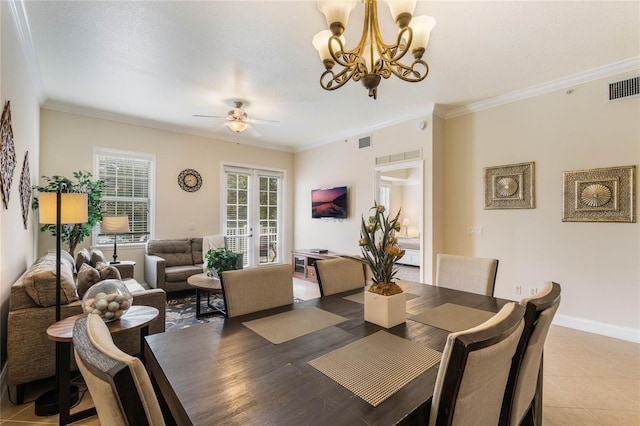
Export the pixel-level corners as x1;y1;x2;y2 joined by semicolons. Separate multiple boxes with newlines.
484;162;535;209
19;151;31;229
563;165;636;222
1;100;16;209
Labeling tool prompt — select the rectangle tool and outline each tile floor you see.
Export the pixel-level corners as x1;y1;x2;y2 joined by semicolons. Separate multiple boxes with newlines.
2;277;638;425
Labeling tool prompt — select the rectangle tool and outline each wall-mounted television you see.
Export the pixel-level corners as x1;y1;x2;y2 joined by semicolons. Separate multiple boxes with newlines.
311;186;348;219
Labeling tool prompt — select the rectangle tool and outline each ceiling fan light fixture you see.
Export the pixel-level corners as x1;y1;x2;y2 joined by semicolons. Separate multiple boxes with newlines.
227;120;248;133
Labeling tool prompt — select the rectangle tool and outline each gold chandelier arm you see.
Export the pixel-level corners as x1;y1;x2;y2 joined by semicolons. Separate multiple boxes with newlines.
387;58;429;82
319;62;368;90
375;26;413;64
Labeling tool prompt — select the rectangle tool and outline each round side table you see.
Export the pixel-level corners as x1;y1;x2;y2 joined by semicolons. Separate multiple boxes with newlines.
187;273;226;318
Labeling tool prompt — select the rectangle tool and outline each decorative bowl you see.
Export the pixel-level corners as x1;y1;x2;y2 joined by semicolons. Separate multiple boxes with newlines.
82;279;133;322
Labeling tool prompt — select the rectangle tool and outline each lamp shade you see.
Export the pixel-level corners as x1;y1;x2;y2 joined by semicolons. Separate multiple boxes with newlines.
409;15;436;51
101;215;130;234
383;0;417;24
38;192;88;225
402;218;411;226
317;0;356;33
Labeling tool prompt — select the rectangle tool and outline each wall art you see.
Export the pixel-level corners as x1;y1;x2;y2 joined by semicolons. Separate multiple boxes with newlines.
484;161;535;209
562;165;636;222
19;151;31;229
1;100;16;209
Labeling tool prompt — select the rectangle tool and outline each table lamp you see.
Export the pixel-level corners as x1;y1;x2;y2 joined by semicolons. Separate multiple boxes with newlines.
402;218;411;236
35;188;88;416
101;215;130;264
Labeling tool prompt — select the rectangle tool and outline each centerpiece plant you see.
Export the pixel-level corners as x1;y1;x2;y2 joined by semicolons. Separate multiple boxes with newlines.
205;247;241;276
351;202;405;296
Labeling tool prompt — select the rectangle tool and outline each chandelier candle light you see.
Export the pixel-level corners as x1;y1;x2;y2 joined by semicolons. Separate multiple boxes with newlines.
313;0;436;99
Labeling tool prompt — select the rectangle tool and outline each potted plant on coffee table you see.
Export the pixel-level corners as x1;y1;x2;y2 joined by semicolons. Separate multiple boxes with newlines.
205;247;242;277
348;202;406;328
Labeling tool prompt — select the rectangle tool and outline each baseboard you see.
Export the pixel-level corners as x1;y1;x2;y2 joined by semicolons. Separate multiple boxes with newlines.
554;314;640;343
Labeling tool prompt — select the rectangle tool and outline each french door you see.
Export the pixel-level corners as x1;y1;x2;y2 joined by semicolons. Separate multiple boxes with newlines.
223;165;283;268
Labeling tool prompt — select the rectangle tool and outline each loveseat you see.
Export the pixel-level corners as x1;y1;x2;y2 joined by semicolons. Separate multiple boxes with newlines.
7;249;166;403
144;238;206;293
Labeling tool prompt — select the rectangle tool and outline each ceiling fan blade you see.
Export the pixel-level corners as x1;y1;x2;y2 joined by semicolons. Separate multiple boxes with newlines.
193;114;228;119
246;117;280;126
245;124;261;137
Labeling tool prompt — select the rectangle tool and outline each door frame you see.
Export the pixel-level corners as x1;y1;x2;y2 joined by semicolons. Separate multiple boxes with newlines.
220;162;287;268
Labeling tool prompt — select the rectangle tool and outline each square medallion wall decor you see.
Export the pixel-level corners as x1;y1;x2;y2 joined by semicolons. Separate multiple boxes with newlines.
484;162;535;209
562;165;636;223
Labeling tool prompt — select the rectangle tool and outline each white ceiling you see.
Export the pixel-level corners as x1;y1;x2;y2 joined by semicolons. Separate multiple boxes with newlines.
15;1;640;152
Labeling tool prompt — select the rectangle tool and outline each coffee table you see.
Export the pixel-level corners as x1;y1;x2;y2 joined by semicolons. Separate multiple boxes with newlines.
187;272;226;318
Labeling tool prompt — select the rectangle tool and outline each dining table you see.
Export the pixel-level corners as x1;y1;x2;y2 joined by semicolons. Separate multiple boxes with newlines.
144;280;510;426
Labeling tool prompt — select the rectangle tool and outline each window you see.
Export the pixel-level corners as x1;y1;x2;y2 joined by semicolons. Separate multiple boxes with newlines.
379;184;391;211
95;149;154;246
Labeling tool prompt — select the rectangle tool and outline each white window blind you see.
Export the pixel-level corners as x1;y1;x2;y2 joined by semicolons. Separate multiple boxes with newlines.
95;150;154;245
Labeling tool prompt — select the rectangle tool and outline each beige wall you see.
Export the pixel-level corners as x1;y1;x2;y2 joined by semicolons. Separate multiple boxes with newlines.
293;115;440;281
444;71;640;339
39;109;294;283
1;2;41;365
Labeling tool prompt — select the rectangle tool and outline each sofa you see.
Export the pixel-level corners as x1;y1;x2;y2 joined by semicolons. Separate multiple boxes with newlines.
7;248;166;403
144;238;205;293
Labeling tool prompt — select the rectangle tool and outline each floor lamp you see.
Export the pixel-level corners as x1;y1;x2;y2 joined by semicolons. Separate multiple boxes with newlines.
35;188;88;416
101;215;130;264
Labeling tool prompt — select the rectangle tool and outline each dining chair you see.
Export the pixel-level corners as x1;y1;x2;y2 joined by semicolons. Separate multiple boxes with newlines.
220;264;293;317
315;257;366;296
72;313;165;425
429;302;525;426
435;253;499;296
501;281;561;426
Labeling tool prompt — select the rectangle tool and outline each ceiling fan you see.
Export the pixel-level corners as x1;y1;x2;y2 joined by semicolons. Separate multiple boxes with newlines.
194;100;280;136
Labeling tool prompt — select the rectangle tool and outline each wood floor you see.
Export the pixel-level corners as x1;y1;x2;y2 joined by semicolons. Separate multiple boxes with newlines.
1;276;638;425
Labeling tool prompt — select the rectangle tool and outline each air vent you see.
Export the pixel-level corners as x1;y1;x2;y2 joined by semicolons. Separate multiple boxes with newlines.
376;149;422;165
607;76;639;102
359;136;371;149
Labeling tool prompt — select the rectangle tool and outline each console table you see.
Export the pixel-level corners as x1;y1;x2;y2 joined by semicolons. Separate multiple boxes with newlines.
291;249;340;283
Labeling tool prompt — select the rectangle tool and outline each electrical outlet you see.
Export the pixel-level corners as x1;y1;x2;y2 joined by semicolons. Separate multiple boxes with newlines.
529;288;537;296
515;286;522;295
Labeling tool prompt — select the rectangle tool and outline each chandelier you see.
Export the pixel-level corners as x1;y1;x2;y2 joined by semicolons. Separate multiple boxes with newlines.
312;0;436;99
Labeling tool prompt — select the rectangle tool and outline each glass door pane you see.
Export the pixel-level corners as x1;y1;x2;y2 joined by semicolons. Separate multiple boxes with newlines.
224;166;282;268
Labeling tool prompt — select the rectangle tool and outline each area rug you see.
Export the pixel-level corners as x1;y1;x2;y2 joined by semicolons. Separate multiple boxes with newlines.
165;292;304;331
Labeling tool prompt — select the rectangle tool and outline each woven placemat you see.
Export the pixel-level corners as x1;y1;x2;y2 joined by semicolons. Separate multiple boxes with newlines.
343;292;419;304
407;303;495;332
242;306;347;344
308;331;441;407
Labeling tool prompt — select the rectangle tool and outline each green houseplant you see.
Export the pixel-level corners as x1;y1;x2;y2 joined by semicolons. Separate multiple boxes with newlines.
32;170;104;257
205;247;242;276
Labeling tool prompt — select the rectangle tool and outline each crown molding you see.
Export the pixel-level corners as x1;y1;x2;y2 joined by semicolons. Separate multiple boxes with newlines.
296;104;436;153
444;57;640;119
7;0;45;103
42;101;295;153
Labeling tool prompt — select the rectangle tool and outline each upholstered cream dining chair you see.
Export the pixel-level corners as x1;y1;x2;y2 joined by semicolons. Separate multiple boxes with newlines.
501;281;561;426
315;257;366;296
429;302;525;426
435;253;499;296
73;313;165;425
220;264;293;317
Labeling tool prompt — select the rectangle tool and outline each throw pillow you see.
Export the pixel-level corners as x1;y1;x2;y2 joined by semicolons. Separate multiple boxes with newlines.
76;263;101;298
23;253;78;307
90;249;107;266
75;248;92;272
97;264;122;281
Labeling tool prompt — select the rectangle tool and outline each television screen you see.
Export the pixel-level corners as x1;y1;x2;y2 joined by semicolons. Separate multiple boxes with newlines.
311;186;347;219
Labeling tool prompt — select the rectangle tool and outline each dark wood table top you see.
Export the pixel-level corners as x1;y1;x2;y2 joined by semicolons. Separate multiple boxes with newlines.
144;281;509;426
